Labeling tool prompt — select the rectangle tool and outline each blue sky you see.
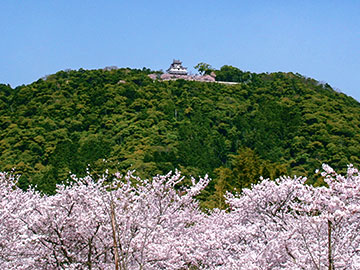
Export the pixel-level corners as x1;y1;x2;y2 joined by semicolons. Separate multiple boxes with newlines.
1;1;359;100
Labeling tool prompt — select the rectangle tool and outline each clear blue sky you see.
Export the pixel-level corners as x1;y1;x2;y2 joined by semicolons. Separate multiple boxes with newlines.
1;1;359;100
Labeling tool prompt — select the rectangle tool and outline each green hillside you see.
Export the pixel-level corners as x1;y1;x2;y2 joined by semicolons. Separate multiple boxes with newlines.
1;66;359;207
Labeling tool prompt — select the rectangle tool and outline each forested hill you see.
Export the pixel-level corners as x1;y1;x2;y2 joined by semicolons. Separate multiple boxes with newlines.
1;66;360;207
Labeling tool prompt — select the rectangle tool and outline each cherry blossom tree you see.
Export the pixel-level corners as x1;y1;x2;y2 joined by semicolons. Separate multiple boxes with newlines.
2;164;360;269
0;170;209;269
0;172;43;269
193;164;360;269
105;170;210;270
0;171;111;269
23;175;111;269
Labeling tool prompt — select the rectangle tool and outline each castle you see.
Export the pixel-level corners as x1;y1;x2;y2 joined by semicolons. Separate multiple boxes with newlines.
148;60;216;82
167;60;188;75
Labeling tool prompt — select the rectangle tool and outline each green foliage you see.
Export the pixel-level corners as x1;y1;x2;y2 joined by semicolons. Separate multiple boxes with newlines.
203;148;287;209
194;62;214;75
1;67;360;204
215;65;253;83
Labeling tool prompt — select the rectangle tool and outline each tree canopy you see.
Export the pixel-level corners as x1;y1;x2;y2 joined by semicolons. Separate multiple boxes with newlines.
1;164;360;269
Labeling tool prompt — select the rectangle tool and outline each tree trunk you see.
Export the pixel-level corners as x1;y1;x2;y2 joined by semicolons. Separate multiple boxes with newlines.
328;219;333;270
111;200;120;270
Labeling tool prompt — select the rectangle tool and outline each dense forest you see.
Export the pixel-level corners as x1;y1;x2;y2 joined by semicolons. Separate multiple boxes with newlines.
1;65;359;207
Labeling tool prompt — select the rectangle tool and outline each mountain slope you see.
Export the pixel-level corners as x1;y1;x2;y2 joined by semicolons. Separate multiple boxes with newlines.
1;66;359;205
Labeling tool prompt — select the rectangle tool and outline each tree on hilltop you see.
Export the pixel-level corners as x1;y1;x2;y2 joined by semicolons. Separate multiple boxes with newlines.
194;62;214;75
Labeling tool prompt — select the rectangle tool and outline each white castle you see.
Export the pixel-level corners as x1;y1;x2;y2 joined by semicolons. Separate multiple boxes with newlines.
167;59;188;75
148;60;224;83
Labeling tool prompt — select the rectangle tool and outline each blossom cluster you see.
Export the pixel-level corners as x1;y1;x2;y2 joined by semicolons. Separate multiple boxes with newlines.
1;165;360;269
148;73;216;82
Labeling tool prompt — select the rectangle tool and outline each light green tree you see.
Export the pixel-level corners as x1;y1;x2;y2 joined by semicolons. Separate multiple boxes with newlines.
194;62;214;75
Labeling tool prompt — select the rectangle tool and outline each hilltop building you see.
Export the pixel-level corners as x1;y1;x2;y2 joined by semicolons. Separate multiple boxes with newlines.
148;60;226;83
167;59;188;75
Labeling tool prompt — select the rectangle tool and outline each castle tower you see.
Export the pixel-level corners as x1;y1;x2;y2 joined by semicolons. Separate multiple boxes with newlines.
167;59;188;75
